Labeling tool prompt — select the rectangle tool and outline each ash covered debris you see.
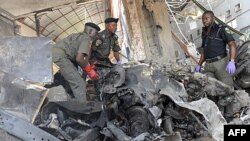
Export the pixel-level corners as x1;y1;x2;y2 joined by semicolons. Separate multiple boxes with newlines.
34;59;250;141
0;59;249;141
1;37;250;141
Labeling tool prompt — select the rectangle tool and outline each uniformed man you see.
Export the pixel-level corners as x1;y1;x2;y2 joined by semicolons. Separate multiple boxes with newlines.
52;22;101;102
195;10;237;86
89;17;121;66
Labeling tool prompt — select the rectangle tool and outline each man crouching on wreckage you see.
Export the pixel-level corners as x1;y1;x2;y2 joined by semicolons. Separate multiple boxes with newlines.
89;17;122;94
52;22;100;102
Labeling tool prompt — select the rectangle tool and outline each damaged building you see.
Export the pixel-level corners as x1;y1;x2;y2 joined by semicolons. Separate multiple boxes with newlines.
0;0;250;141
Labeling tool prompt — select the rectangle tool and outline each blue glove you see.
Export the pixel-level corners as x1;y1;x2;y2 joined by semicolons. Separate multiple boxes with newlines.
226;61;236;74
117;60;122;65
194;65;201;72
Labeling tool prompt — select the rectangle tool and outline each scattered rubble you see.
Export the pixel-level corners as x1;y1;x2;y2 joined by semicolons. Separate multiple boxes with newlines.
36;61;250;141
0;37;250;141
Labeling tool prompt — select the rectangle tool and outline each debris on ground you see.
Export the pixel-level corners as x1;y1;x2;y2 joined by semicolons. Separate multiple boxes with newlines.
0;37;250;141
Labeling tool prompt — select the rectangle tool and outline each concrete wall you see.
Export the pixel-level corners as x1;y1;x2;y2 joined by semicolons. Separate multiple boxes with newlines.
122;0;146;61
123;0;182;63
214;0;250;30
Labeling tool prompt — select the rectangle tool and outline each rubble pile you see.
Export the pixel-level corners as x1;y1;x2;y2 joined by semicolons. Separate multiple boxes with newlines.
234;41;250;90
1;37;250;141
33;60;249;141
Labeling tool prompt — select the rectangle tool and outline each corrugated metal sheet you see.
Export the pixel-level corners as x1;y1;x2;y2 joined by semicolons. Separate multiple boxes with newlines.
21;0;105;42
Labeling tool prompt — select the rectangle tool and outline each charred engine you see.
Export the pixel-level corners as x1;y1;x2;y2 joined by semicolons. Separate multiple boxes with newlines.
89;64;212;141
37;63;219;141
37;52;250;141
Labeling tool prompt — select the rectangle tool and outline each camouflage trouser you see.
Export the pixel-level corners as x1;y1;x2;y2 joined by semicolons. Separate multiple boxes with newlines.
204;56;234;86
52;48;86;101
93;67;111;95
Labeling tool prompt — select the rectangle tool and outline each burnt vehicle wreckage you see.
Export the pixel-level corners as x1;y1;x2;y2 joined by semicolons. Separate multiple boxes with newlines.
0;37;250;141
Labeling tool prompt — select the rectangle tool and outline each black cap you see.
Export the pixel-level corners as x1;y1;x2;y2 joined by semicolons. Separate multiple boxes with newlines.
85;22;101;31
104;17;119;24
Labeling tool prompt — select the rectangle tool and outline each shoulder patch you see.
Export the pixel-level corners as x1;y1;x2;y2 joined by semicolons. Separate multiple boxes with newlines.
95;39;102;46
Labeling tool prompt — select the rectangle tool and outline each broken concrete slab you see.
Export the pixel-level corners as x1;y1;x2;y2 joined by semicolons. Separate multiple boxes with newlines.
160;80;226;141
0;72;48;122
0;36;53;83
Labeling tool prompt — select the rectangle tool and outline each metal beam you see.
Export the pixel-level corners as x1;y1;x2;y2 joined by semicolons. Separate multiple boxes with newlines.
95;1;103;22
45;14;70;36
0;109;60;141
45;30;55;37
14;4;71;19
58;9;79;33
0;8;15;20
21;21;38;34
41;6;80;34
191;0;243;36
77;0;102;5
71;6;85;27
35;13;40;36
103;0;107;18
83;5;93;22
25;17;51;37
53;11;104;41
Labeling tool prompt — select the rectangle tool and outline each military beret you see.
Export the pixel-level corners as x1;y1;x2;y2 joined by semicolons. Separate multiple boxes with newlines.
104;17;119;24
85;22;101;31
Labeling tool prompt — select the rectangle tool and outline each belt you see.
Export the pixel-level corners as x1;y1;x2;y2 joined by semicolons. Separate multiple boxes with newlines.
205;54;227;63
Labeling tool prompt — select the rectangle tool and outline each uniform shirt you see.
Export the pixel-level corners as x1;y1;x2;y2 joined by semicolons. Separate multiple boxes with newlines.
90;29;121;60
53;32;92;61
201;23;235;59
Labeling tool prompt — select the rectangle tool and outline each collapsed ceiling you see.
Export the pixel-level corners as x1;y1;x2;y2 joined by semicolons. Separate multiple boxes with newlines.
0;0;226;42
0;0;78;16
0;0;107;41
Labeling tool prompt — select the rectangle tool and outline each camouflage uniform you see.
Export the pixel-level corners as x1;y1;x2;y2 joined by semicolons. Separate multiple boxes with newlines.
89;29;121;65
52;32;92;101
89;29;121;94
